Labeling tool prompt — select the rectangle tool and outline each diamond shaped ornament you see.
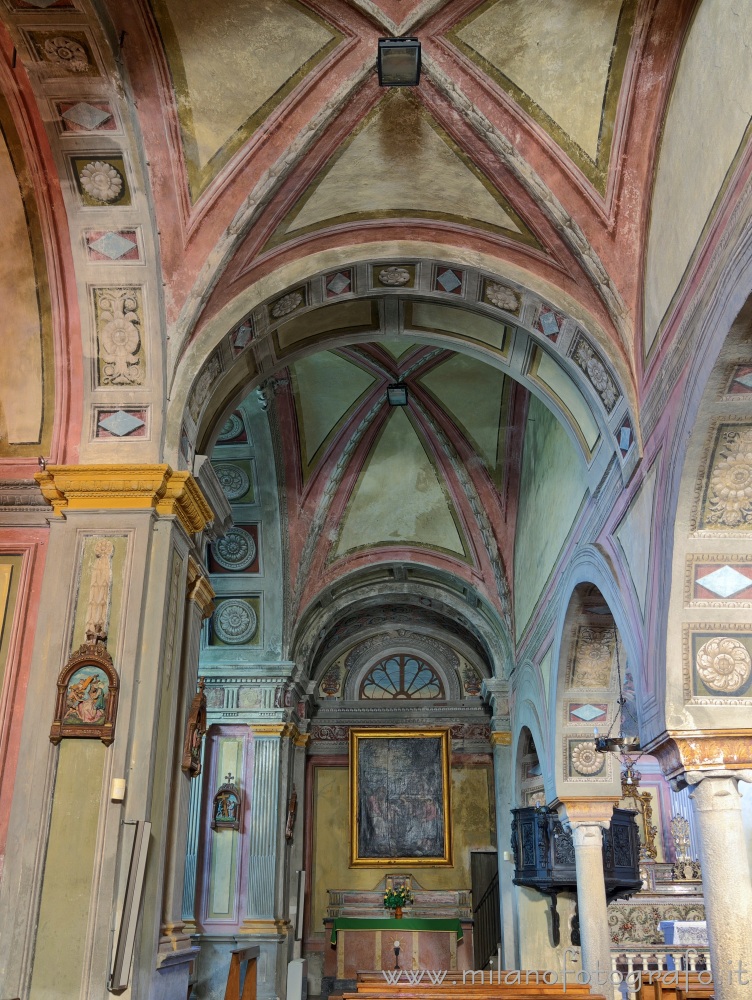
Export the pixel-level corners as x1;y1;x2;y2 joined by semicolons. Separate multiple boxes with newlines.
327;272;350;295
98;410;145;437
88;232;137;260
619;426;633;452
697;565;752;598
438;269;462;292
571;704;606;722
734;372;752;389
539;311;560;335
63;102;112;130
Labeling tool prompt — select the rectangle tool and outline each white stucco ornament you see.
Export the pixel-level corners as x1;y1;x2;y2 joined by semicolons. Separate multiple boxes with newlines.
271;291;303;318
485;282;519;312
44;36;89;72
378;266;411;286
213;528;256;571
696;636;751;693
571;741;603;776
214;599;257;644
80;161;123;202
214;463;250;501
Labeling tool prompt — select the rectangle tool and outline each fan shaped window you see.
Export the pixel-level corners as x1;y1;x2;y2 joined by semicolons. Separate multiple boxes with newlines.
360;655;444;700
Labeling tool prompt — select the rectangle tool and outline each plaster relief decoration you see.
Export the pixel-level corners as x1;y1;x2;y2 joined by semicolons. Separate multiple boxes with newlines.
181;678;207;777
685;626;752;702
217;412;243;442
212;598;258;645
50;533;119;744
72;155;130;207
212;773;241;830
213;462;251;501
696;636;751;694
689;557;752;604
702;425;752;529
212;527;256;571
570;332;619;412
484;280;520;314
378;266;412;287
27;31;97;75
569;739;605;777
93;286;144;386
270;289;304;319
188;350;222;423
569;625;616;687
59;100;116;133
85;229;140;263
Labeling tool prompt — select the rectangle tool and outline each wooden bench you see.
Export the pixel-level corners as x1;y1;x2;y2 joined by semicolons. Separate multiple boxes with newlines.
223;944;259;1000
344;979;605;1000
637;972;714;1000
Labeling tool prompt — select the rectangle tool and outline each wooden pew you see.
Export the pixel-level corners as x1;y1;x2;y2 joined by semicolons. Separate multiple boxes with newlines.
637;972;714;1000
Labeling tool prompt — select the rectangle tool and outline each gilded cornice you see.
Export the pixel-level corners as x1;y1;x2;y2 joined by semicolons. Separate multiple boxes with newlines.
250;722;298;739
186;556;215;618
490;731;512;746
35;465;214;535
645;729;752;782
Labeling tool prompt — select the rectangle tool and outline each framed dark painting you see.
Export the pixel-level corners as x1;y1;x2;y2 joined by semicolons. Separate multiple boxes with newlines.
349;728;452;866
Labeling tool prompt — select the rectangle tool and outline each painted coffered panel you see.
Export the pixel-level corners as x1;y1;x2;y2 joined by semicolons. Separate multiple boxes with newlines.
418;354;511;489
448;0;636;193
290;350;377;482
643;0;752;355
268;91;537;248
334;406;469;560
150;0;341;199
0;93;53;456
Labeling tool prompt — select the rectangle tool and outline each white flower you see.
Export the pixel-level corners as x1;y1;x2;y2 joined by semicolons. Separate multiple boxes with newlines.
44;36;89;73
271;292;303;318
80;161;123;203
696;636;751;694
486;282;519;312
571;741;603;775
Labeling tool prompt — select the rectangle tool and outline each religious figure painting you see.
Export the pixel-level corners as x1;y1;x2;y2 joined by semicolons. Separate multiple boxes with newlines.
349;728;452;866
49;634;119;746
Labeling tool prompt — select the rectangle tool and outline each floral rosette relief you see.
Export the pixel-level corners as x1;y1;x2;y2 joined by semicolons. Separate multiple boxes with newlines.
704;426;752;528
696;636;752;694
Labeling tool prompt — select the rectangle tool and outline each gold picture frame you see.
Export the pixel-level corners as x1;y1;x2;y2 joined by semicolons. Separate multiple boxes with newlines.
349;728;452;867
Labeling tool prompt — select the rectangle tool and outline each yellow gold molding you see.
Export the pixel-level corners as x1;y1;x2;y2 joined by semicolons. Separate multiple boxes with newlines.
239;919;290;935
555;796;619;826
294;732;310;748
490;731;512;746
186;557;215;618
250;722;298;739
645;729;752;781
35;464;214;535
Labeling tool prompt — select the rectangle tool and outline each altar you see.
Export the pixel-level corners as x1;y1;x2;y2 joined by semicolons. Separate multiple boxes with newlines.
323;886;473;993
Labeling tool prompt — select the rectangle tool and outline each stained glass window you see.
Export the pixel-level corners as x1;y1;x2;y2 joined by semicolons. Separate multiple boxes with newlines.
360;654;444;700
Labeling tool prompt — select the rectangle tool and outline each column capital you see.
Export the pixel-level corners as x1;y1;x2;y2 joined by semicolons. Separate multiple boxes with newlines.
644;728;752;789
186;557;215;619
490;731;512;746
250;722;299;739
556;797;618;828
35;464;214;535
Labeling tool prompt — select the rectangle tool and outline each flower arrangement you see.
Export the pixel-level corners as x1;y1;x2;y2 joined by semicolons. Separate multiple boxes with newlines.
383;884;414;910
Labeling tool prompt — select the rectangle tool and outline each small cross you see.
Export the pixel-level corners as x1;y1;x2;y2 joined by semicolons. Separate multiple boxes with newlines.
225;773;235;784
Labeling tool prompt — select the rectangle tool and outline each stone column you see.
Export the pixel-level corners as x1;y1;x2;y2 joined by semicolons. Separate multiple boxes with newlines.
687;770;752;1000
159;559;215;953
490;731;518;968
242;722;297;1000
0;464;226;1000
560;800;617;984
484;679;517;967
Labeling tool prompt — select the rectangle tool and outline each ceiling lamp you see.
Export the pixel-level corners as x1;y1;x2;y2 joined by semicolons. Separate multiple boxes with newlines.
387;383;408;406
593;630;642;783
377;38;421;87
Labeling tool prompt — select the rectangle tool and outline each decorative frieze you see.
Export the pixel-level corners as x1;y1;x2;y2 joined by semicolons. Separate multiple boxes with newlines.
92;286;144;386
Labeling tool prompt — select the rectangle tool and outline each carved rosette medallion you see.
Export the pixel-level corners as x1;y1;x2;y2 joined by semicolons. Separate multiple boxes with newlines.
378;266;411;286
704;426;752;528
571;335;619;412
485;282;519;312
214;599;257;644
571;741;604;776
696;636;752;693
79;161;123;202
214;463;249;501
213;527;256;571
271;291;303;318
44;36;89;72
217;413;243;441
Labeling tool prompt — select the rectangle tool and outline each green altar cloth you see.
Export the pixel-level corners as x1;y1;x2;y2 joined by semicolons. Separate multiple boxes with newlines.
329;917;463;946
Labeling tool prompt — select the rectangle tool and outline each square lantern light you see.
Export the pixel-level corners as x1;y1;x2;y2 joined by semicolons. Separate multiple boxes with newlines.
377;38;421;87
387;383;409;406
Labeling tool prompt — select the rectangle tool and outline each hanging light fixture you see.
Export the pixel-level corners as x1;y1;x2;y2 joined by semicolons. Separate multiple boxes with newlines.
377;38;422;87
593;630;641;783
